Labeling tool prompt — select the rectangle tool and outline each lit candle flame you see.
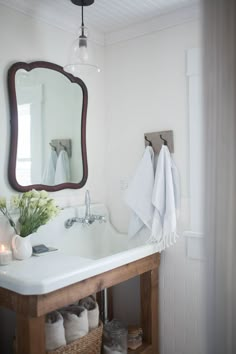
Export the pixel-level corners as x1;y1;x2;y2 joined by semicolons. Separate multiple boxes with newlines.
0;244;6;252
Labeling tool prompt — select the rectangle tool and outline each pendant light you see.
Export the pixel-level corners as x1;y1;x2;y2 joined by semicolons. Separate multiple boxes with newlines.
64;0;100;75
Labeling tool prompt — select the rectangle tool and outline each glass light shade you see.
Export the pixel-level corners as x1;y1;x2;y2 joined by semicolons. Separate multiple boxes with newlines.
64;26;100;76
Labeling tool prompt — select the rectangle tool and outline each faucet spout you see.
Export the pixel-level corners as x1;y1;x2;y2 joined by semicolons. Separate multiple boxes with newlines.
64;217;82;229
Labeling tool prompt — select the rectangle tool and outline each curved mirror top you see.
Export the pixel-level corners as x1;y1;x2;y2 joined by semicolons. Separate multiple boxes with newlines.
8;62;88;192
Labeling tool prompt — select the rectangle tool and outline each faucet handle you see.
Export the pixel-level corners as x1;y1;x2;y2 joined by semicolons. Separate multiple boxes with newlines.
100;216;106;223
93;215;106;223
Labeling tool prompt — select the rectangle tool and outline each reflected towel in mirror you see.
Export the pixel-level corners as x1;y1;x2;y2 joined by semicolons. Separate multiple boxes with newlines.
42;149;57;185
55;150;71;184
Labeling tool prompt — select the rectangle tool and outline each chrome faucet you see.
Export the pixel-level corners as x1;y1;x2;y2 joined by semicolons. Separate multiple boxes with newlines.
64;190;106;228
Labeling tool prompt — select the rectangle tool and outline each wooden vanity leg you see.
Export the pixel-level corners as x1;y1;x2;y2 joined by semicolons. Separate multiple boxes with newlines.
16;315;45;354
140;267;159;354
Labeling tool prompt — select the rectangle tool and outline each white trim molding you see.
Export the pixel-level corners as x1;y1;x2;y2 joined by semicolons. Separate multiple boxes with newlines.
184;48;204;261
184;231;205;260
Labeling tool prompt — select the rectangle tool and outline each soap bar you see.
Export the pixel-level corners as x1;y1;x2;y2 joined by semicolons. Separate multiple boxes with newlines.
32;245;58;256
32;244;49;254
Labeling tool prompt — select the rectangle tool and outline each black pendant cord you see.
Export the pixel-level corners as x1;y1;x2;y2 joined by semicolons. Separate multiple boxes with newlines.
81;5;85;36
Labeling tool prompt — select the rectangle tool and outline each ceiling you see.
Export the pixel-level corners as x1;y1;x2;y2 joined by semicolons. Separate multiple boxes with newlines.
1;0;199;34
61;0;199;33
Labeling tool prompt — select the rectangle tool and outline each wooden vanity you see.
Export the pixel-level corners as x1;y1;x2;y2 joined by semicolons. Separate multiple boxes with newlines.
0;253;160;354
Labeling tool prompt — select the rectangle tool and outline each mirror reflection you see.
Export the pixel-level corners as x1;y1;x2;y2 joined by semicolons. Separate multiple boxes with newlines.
14;67;84;187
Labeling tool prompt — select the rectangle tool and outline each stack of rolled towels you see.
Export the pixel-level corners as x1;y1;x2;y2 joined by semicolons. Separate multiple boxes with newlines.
45;295;100;351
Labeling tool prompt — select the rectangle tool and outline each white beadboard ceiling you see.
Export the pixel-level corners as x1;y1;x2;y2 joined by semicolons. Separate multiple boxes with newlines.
1;0;199;33
61;0;199;33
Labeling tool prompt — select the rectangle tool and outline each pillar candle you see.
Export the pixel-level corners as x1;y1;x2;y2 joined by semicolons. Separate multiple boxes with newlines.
0;244;12;265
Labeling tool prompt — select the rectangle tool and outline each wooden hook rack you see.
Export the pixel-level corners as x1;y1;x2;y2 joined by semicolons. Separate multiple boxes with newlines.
144;130;174;154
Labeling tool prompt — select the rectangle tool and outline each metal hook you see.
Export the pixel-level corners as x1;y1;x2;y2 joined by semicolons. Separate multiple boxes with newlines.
160;134;168;146
59;142;67;151
145;136;153;147
49;142;57;151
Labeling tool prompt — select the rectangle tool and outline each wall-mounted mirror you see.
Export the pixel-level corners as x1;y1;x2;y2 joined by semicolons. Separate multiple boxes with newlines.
7;61;88;192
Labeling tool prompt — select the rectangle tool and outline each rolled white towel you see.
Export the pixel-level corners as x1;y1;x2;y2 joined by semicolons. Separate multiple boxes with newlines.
79;296;99;330
103;344;123;354
61;306;89;344
45;311;66;351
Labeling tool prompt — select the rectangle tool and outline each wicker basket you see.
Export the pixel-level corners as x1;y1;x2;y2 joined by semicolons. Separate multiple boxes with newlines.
47;321;103;354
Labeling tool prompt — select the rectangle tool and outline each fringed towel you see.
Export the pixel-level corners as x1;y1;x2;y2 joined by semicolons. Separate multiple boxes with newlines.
125;146;155;237
150;145;180;248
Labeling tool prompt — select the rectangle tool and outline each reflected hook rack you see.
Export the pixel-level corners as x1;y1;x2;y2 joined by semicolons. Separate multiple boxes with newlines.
51;139;72;157
49;142;57;151
59;141;68;152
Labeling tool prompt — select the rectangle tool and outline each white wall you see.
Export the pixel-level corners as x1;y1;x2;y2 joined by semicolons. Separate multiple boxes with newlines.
0;4;105;353
105;21;206;354
0;4;205;354
0;4;106;208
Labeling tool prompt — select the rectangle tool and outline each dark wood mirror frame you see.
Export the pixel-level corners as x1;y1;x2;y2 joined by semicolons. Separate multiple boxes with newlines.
7;61;88;192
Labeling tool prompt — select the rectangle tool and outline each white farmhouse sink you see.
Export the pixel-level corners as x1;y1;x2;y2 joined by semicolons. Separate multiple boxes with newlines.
0;204;159;295
57;219;129;260
29;204;130;260
39;203;145;260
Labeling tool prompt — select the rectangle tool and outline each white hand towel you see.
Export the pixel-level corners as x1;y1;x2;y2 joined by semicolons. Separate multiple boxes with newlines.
61;306;89;344
125;146;155;237
79;296;99;330
150;145;180;248
42;150;57;185
45;311;66;351
55;150;71;184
